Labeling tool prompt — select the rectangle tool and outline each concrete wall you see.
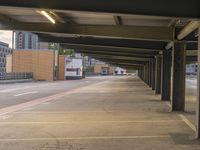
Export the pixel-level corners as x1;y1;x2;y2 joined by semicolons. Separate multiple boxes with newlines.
12;50;55;81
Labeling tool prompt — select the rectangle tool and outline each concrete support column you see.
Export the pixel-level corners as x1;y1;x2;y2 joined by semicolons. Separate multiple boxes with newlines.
155;55;162;94
138;68;143;80
196;26;200;139
171;42;186;111
143;65;146;83
141;68;144;81
151;58;156;90
161;50;172;100
147;62;150;86
144;63;149;85
149;61;152;87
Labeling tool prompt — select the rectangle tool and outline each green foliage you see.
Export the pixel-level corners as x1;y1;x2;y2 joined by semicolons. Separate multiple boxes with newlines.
59;48;74;56
48;43;75;56
48;43;59;50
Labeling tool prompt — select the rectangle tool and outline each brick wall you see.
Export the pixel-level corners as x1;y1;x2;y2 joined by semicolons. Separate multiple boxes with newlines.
94;64;113;75
58;55;65;80
12;50;55;81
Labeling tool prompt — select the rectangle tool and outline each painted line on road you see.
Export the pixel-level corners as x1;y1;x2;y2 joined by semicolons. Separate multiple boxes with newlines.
0;119;183;125
14;91;38;97
0;80;110;116
0;135;170;142
178;114;196;132
0;86;37;93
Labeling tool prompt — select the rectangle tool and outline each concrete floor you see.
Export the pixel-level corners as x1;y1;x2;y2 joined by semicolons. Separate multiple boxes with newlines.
0;76;199;150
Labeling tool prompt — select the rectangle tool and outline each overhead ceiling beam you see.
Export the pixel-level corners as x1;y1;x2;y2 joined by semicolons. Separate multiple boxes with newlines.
89;56;147;65
165;41;198;50
76;50;154;58
84;53;150;61
75;49;156;57
61;43;159;55
39;35;166;51
186;50;197;56
92;58;145;69
109;62;143;67
113;16;122;25
0;0;199;18
0;22;173;41
109;64;142;70
0;13;18;22
110;63;143;68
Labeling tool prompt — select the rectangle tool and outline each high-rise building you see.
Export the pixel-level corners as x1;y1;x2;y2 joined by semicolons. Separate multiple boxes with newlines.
0;41;12;77
15;31;38;49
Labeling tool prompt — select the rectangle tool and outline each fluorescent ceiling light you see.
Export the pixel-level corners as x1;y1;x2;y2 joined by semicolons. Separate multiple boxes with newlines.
40;10;56;24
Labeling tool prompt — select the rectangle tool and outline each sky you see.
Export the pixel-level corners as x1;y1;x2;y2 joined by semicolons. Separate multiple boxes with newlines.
0;30;13;48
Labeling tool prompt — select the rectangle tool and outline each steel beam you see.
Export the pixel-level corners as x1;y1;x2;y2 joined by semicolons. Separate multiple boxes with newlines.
0;0;199;18
0;22;173;41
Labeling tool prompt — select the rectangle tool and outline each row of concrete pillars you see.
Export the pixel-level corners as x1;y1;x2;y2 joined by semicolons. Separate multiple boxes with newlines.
138;42;200;139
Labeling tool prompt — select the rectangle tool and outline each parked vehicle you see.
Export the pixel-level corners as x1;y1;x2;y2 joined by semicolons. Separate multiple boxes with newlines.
114;67;127;75
65;57;83;80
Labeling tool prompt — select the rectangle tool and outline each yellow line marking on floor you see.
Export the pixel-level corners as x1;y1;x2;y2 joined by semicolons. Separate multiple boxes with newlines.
178;114;196;131
0;135;170;142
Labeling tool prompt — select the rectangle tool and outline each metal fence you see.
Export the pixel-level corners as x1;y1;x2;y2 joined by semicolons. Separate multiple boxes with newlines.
0;72;33;80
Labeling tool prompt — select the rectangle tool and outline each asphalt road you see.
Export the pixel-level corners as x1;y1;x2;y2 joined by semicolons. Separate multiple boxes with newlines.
0;76;199;150
0;76;114;109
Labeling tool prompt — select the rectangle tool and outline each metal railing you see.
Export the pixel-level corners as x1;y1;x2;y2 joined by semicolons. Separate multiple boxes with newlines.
0;72;33;80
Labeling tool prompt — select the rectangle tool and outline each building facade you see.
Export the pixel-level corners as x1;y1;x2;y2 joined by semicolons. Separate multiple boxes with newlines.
0;42;12;78
15;31;38;49
186;64;197;75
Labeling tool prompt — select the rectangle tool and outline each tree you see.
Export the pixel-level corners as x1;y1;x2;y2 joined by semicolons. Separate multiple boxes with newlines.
48;43;75;56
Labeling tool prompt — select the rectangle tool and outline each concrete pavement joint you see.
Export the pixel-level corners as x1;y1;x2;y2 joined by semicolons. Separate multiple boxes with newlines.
0;119;183;125
0;135;170;142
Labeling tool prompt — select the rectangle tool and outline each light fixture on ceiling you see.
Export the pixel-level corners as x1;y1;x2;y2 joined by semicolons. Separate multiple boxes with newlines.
39;10;56;24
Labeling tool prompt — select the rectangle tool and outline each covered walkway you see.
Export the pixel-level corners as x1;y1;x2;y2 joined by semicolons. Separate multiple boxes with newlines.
0;76;199;149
